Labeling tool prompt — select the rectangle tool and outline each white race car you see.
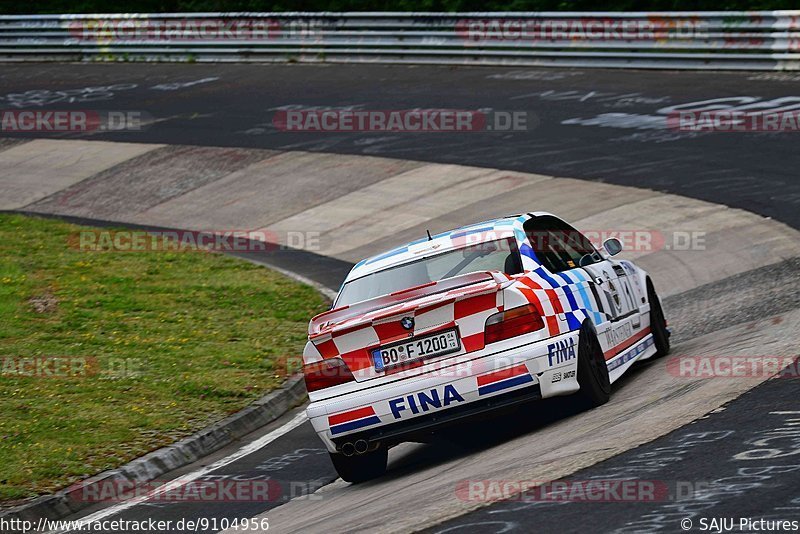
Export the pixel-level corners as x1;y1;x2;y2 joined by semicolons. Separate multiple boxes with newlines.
302;213;670;482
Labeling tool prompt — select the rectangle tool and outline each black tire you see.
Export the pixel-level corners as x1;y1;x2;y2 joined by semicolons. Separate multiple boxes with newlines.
647;280;671;358
576;321;611;408
330;446;388;483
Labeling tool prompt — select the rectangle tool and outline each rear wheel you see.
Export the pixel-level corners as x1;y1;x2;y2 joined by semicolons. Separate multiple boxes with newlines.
329;446;388;483
576;321;611;408
647;280;670;358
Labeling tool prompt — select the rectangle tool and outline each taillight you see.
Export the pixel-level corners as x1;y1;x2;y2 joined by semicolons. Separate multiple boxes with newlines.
303;358;355;392
484;304;545;344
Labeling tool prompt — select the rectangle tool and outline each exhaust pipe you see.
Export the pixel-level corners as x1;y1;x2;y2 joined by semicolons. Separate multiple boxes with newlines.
341;442;356;457
354;439;369;455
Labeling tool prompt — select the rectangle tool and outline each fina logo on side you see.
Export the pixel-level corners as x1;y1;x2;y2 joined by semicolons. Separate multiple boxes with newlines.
548;338;576;366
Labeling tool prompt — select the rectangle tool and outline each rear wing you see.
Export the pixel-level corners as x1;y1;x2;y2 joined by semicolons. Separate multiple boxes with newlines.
309;271;511;337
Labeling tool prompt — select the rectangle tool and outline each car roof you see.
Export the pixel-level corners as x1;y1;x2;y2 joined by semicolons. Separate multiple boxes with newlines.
343;212;554;283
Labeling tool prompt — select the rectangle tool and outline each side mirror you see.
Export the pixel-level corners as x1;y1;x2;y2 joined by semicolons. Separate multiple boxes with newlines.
603;237;623;257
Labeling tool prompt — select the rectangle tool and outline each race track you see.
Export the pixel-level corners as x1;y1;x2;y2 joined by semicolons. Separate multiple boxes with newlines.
0;63;798;534
1;63;798;228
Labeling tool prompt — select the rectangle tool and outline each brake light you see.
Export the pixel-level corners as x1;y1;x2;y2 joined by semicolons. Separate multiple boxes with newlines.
303;358;355;392
484;304;545;344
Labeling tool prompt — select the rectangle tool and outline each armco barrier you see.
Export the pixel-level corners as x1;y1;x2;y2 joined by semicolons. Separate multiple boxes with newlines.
0;11;799;70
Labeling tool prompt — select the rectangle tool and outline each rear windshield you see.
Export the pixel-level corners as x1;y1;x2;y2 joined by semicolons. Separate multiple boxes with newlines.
336;237;521;307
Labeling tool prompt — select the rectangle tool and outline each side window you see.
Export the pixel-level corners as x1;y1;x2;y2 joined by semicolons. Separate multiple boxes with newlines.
524;216;600;273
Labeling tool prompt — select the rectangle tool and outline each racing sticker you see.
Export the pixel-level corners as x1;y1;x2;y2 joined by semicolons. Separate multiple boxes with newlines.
607;336;655;371
551;369;576;383
389;384;465;419
477;364;534;396
547;338;576;366
328;406;382;435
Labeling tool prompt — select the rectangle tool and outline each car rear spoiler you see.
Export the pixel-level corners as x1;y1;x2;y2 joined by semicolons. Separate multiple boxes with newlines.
308;271;511;337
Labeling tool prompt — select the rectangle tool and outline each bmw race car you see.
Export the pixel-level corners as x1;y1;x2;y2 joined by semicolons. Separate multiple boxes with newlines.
302;213;670;482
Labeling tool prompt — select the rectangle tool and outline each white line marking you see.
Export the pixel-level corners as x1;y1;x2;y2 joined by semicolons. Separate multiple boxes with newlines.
50;410;308;533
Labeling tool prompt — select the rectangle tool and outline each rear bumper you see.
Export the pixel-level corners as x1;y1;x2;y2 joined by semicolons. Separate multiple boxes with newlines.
307;330;581;453
331;382;542;449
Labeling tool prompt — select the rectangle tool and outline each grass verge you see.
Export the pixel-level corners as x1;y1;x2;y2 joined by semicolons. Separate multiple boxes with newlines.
0;214;328;502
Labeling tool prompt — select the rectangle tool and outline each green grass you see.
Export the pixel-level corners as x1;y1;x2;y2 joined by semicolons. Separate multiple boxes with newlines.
0;214;327;502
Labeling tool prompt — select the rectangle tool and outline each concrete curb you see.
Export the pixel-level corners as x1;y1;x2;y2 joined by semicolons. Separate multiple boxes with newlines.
0;363;308;525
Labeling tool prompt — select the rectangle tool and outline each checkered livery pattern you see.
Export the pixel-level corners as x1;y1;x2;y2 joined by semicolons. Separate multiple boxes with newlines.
307;213;647;383
340;214;609;342
304;213;665;457
508;266;608;339
310;274;504;381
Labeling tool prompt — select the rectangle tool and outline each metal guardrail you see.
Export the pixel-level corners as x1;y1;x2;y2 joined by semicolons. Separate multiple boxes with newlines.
1;11;799;70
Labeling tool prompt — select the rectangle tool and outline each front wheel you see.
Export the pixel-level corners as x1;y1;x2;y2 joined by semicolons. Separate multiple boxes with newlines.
647;280;670;358
329;446;388;483
576;321;611;408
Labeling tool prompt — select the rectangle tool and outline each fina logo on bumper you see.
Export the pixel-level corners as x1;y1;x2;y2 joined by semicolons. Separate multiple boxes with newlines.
389;385;464;419
548;338;576;366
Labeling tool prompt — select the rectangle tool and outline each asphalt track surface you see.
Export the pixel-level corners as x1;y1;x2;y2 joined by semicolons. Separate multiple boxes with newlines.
427;372;800;534
1;63;798;533
0;63;798;229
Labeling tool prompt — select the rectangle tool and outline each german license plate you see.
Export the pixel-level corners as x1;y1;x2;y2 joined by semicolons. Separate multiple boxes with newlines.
372;329;460;372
